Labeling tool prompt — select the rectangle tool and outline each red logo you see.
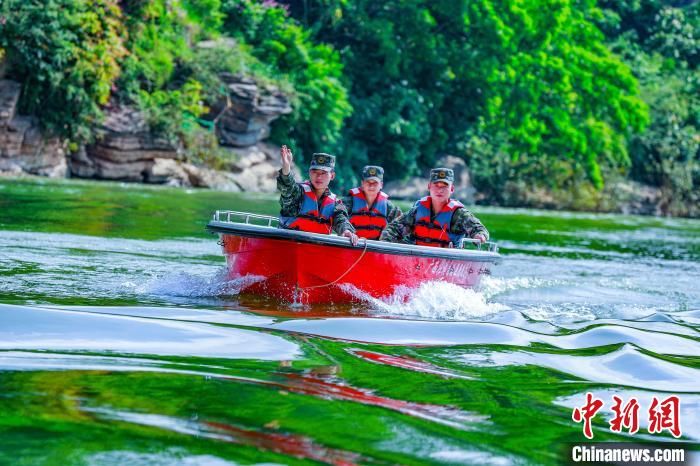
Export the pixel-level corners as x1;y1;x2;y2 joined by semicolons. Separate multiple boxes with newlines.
572;394;682;439
609;396;640;434
572;392;604;439
648;396;681;438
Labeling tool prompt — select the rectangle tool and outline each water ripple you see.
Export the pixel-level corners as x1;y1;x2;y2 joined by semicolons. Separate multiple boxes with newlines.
0;304;299;360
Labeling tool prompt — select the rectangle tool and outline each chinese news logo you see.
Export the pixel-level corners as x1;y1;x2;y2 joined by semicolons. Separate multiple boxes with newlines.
572;393;682;439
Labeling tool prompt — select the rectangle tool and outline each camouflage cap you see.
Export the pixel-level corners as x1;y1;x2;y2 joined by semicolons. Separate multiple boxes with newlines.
429;167;454;184
361;165;384;182
309;153;336;172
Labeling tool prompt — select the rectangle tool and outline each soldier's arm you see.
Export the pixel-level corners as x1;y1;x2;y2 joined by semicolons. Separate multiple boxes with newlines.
380;206;416;243
332;199;356;235
277;169;303;216
386;200;403;223
342;195;353;213
450;208;489;240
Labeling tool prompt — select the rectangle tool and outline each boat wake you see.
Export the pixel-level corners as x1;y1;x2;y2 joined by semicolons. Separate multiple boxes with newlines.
341;281;509;320
133;269;264;299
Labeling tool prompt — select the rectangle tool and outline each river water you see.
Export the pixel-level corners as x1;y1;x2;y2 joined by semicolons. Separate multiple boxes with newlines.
1;177;699;465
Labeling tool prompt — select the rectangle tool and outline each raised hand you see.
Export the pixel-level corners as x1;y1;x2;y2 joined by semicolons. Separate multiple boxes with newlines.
281;144;293;175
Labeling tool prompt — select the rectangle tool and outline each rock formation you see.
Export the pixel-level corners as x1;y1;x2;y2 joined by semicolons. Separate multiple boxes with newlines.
68;105;180;182
211;73;292;147
225;142;298;192
66;73;293;190
1;36;293;190
0;79;66;177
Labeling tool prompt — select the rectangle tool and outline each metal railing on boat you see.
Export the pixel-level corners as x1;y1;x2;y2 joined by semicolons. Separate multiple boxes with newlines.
213;210;280;227
211;210;498;253
461;237;498;253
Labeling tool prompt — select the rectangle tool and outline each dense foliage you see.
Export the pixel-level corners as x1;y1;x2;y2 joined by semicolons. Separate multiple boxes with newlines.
0;0;346;157
0;0;127;142
598;0;699;215
220;0;351;165
115;0;298;150
285;0;650;191
0;0;697;215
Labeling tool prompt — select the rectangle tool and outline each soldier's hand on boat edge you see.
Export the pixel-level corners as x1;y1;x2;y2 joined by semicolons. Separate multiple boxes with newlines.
473;233;487;244
281;145;293;175
342;230;359;246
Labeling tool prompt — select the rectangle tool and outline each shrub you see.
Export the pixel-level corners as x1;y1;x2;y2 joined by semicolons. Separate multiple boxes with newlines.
117;0;290;157
221;0;351;165
601;1;699;216
0;0;127;142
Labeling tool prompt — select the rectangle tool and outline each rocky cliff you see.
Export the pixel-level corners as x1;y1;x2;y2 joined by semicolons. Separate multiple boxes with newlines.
0;79;66;177
0;71;293;192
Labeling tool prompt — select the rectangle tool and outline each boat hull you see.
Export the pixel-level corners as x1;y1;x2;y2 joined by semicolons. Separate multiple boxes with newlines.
216;228;499;304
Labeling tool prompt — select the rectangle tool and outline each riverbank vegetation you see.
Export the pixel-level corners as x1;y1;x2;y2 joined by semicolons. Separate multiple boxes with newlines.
0;0;697;216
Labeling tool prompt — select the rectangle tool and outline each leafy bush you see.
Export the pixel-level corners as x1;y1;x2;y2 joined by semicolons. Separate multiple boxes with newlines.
182;126;238;170
135;79;208;144
221;0;351;166
116;0;290;157
180;43;294;105
118;0;226;94
0;0;127;142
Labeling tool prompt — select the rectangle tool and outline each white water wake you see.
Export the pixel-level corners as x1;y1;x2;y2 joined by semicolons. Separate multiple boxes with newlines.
340;280;509;320
133;269;263;298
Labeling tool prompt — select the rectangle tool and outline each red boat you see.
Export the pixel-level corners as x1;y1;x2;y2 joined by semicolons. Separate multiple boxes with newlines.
207;211;501;304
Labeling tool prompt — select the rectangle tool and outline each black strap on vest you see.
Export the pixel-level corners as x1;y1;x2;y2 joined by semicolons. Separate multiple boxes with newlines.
414;236;451;246
351;210;387;219
296;214;331;225
353;224;384;231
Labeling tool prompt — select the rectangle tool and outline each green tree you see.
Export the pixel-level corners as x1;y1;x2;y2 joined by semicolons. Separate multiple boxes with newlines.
221;0;351;169
0;0;127;142
600;0;699;216
466;0;649;189
116;0;283;149
289;0;471;183
285;0;648;190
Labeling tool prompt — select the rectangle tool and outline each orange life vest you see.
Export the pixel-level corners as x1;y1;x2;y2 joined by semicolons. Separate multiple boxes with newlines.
348;187;389;239
279;182;336;234
413;196;465;247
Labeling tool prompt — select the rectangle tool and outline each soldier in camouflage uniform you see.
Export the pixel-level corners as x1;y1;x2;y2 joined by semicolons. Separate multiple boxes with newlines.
380;168;489;247
277;145;359;245
343;165;402;240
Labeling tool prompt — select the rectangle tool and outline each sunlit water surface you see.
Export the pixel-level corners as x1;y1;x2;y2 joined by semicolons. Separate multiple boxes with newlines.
1;178;699;465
